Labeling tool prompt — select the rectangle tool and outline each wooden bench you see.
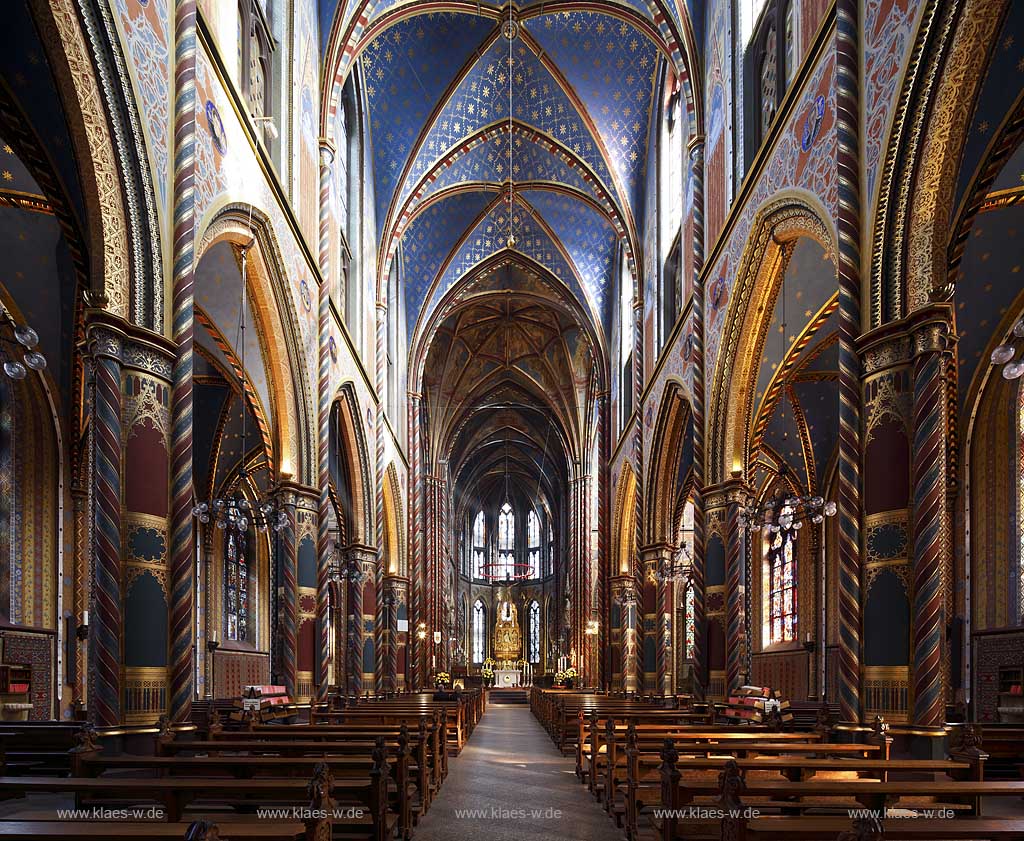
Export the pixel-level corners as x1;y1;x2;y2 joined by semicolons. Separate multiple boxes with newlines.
644;754;1024;841
0;820;310;840
743;816;1024;840
0;761;393;840
202;718;447;788
73;728;419;839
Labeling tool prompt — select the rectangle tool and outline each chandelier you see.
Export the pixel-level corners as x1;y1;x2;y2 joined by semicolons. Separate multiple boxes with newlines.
739;492;836;533
990;316;1024;380
192;232;287;533
653;540;693;584
0;306;46;380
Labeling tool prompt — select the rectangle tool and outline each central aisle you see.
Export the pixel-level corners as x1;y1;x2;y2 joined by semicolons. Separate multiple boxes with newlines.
414;702;624;841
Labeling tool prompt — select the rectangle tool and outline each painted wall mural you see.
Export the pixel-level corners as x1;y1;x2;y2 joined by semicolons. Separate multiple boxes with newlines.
705;44;837;386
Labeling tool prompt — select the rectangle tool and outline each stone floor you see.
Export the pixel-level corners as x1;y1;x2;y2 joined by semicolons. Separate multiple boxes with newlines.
415;703;623;841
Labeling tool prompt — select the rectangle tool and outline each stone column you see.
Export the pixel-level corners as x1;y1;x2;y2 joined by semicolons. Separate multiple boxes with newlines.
688;137;708;703
614;579;639;693
836;0;864;725
910;307;955;726
407;392;423;689
169;0;198;723
87;322;123;726
316;141;335;701
641;543;674;696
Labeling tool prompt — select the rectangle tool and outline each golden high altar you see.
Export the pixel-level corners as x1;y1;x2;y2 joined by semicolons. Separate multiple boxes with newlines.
493;596;521;661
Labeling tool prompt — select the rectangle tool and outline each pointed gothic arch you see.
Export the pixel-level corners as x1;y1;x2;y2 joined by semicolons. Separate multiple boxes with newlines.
707;196;836;484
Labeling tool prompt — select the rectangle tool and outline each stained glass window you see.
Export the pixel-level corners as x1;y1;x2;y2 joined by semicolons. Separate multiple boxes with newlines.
527;600;541;664
677;500;696;659
225;526;250;642
472;599;486;663
684;584;696;660
528;510;541;578
498;502;515;580
473;511;486;579
784;1;798;86
763;529;797;646
759;21;778;137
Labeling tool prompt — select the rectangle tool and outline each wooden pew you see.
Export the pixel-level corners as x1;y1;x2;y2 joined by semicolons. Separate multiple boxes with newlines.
0;757;392;841
743;816;1024;840
0;821;311;840
73;726;419;839
645;752;1024;841
576;712;784;783
204;715;447;788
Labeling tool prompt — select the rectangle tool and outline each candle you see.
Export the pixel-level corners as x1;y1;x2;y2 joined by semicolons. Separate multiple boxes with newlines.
81;610;88;626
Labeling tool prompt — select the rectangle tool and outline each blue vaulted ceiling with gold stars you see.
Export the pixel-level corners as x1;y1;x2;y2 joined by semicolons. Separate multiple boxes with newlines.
320;1;702;345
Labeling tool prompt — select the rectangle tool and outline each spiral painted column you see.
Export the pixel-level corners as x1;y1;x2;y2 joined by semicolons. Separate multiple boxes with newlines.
347;548;367;697
836;0;864;722
383;585;398;693
168;0;198;722
315;145;335;699
688;137;707;701
910;316;953;726
89;326;123;727
277;489;298;698
373;302;387;694
424;474;438;680
408;393;422;689
642;545;673;696
724;496;746;694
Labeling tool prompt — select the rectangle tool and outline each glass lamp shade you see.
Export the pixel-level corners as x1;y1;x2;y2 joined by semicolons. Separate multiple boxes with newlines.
1014;320;1024;339
1002;360;1024;380
991;344;1016;364
13;325;38;348
824;500;838;516
23;351;45;371
3;360;26;380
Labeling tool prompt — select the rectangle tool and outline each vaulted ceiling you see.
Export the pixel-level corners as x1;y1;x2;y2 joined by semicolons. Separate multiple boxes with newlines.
320;1;702;346
421;259;597;515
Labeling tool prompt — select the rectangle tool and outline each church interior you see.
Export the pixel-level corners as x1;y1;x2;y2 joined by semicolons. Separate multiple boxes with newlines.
0;0;1022;838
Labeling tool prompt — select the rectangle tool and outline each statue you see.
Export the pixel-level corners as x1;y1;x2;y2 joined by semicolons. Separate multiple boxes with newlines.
493;595;522;661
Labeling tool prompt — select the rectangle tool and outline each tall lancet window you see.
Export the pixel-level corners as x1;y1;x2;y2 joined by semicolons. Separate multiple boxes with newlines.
498;502;515;580
763;528;797;646
528;510;541;578
473;511;486;579
527;600;541;664
678;499;696;660
472;599;486;663
225;525;250;642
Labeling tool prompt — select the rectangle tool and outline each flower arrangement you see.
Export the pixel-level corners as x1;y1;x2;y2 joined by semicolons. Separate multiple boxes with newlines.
481;666;495;687
554;666;578;688
434;671;451;689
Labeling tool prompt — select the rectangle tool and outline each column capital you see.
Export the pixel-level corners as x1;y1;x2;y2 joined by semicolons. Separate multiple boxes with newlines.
687;134;705;156
318;138;336;166
703;477;752;511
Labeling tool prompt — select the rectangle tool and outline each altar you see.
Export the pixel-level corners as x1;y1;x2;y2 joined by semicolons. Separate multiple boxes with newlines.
494;669;521;687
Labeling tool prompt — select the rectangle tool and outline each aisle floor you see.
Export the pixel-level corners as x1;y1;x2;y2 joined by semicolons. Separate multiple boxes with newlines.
414;703;623;841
